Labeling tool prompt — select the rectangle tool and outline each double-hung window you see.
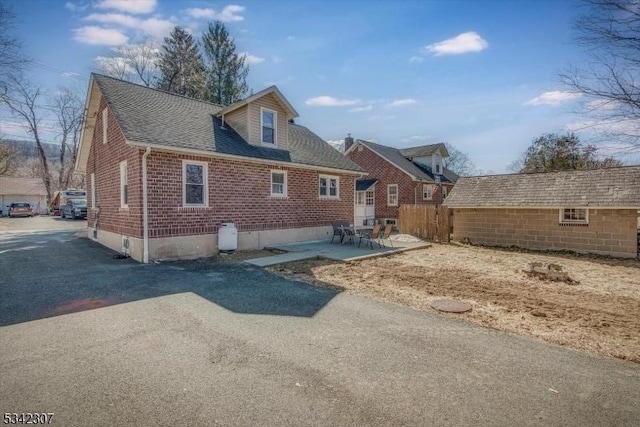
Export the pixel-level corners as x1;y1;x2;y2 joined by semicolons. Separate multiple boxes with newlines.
183;160;208;207
261;108;276;145
423;184;433;200
319;175;339;198
119;161;128;208
271;170;287;196
102;109;108;144
387;184;398;206
560;208;588;225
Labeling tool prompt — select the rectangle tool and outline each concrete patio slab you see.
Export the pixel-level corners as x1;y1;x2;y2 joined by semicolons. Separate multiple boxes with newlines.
245;235;429;267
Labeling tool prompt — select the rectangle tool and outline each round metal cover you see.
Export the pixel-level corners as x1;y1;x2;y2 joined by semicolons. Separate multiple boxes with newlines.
429;299;472;313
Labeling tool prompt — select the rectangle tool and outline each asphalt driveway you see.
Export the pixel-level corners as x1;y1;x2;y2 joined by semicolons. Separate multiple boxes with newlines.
1;230;639;426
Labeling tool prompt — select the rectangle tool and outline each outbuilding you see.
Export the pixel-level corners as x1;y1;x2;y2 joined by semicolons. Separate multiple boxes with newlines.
0;176;47;216
444;166;640;258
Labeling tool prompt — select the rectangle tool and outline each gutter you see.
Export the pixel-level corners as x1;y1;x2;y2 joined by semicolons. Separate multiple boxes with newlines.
142;146;151;263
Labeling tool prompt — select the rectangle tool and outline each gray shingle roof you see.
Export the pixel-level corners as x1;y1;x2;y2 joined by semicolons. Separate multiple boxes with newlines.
399;143;448;158
444;166;640;208
93;74;362;172
357;139;457;183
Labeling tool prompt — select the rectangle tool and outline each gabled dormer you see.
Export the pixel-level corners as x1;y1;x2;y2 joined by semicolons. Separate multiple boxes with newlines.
217;86;299;151
399;143;449;175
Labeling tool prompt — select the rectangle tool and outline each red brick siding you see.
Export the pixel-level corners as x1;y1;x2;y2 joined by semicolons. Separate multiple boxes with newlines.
86;97;142;238
145;153;355;237
347;145;416;219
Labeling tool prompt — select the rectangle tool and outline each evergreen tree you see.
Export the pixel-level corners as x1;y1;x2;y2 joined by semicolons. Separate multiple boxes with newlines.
201;21;249;106
156;26;207;99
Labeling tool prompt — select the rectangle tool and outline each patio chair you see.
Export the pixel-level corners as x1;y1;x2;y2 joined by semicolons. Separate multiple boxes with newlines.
379;224;394;247
341;225;357;245
331;220;350;243
357;224;382;249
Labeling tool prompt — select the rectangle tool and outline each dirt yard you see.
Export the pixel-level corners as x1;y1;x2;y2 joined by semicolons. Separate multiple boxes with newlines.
268;244;640;363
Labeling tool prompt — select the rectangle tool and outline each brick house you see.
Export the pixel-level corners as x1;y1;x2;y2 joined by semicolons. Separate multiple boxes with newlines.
444;167;640;258
344;138;458;227
74;74;363;262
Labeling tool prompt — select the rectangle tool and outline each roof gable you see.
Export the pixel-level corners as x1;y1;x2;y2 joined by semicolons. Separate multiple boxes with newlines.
218;86;299;120
444;166;640;208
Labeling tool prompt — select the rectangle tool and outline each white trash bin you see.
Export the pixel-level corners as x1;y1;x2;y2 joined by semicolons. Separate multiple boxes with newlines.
218;222;238;252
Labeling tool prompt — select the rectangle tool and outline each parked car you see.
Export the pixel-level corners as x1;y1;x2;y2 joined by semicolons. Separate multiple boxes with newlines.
61;199;87;220
8;202;33;218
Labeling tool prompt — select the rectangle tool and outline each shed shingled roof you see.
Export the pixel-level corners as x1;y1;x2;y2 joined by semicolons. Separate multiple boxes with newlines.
92;74;362;172
444;166;640;208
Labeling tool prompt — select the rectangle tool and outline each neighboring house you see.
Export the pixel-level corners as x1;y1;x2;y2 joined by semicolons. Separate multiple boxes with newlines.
345;137;458;227
444;166;640;258
0;176;47;216
74;74;363;262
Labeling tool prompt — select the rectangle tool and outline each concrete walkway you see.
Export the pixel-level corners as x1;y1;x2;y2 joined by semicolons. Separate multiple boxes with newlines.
245;235;430;267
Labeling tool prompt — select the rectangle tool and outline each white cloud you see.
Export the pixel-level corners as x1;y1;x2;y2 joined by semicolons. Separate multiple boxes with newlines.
95;0;157;14
524;91;581;106
241;53;264;65
388;98;417;107
305;96;360;107
83;13;174;39
73;26;128;45
349;105;373;113
424;31;488;56
84;12;139;27
409;56;423;63
186;5;245;22
65;2;88;12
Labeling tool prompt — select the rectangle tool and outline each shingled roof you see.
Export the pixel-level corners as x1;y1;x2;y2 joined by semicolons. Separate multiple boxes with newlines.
356;139;457;183
399;143;448;158
91;74;362;173
0;177;46;196
444;166;640;208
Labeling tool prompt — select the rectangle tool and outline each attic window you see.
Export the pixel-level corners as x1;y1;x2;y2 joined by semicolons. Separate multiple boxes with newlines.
560;208;588;225
435;163;441;174
261;108;276;145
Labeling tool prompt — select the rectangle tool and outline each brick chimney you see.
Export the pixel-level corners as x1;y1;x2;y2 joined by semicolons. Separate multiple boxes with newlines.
344;133;354;151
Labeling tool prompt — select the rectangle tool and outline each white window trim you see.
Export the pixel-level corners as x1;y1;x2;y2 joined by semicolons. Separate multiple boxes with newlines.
559;208;589;225
387;184;398;206
319;174;339;199
119;161;128;208
270;170;288;197
102;108;108;144
423;184;433;201
90;173;96;210
182;160;209;207
260;107;277;146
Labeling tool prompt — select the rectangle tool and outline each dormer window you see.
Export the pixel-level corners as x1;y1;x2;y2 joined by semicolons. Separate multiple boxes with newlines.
435;163;441;174
261;108;276;145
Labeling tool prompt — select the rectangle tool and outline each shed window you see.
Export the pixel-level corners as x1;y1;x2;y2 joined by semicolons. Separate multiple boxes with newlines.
119;161;127;208
271;170;287;196
560;208;588;225
183;160;208;207
387;184;398;206
319;175;339;198
423;184;433;200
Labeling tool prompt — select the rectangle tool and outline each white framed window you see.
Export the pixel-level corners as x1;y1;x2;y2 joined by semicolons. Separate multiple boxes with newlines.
90;173;96;209
271;170;287;197
560;208;588;225
423;184;433;200
119;161;128;208
319;175;339;198
387;184;398;206
442;186;448;198
261;107;276;145
102;108;108;144
183;160;208;207
435;163;441;174
356;192;365;205
366;190;374;206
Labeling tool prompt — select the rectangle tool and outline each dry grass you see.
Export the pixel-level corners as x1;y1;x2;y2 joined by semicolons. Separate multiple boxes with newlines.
268;243;640;363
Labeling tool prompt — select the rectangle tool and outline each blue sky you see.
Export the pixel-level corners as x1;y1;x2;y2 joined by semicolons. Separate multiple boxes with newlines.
3;0;633;173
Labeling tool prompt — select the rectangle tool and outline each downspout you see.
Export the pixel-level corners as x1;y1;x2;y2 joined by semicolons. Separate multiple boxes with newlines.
142;146;151;263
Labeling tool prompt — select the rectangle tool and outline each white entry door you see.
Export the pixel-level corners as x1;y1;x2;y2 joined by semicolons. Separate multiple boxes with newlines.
354;188;375;226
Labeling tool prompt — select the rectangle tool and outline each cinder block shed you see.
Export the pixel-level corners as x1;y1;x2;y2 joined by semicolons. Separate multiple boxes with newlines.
444;166;640;258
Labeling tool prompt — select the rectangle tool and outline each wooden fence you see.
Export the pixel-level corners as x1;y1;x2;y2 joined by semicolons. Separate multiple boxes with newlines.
399;204;450;242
